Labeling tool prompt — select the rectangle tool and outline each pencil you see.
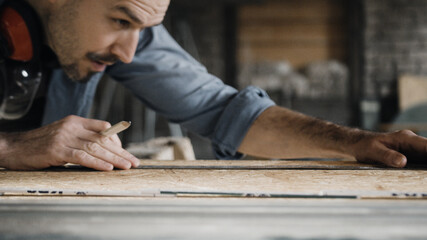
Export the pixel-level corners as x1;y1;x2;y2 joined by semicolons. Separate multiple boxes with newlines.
100;121;131;136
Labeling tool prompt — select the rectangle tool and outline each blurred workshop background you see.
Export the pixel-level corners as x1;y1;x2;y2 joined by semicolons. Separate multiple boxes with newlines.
90;0;427;159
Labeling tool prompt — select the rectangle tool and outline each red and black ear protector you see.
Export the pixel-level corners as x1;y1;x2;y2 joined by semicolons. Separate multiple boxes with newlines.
0;0;42;62
0;0;43;120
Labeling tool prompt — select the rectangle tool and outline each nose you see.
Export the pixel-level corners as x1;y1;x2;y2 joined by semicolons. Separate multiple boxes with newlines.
110;31;139;64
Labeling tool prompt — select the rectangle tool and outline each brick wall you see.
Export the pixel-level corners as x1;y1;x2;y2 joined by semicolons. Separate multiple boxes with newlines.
363;0;427;98
361;0;427;125
165;2;226;81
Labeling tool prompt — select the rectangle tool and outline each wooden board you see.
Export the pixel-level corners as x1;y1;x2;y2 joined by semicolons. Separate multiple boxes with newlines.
0;160;426;199
136;159;426;170
237;0;348;68
239;0;345;20
398;74;427;111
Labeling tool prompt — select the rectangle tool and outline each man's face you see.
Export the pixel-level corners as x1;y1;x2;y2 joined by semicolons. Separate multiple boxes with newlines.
46;0;170;82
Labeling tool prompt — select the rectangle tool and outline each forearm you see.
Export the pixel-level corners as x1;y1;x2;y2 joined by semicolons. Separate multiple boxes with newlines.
0;132;12;168
0;131;32;169
238;106;374;159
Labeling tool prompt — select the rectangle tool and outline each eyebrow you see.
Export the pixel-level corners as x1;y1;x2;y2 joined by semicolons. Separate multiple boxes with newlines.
114;6;143;25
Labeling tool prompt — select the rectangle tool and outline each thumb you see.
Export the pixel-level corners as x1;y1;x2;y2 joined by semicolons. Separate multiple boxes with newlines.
358;145;407;168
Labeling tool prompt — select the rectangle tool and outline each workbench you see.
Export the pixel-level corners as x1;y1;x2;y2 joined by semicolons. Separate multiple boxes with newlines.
1;159;427;239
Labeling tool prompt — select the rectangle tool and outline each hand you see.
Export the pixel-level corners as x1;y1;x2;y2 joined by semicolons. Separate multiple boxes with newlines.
0;115;140;171
352;130;427;168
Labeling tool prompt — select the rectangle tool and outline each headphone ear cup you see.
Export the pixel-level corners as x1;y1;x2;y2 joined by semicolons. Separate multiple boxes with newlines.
0;6;34;61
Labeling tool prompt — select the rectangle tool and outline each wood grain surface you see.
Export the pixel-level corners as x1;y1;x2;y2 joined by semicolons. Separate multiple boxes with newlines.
238;0;347;67
0;160;426;197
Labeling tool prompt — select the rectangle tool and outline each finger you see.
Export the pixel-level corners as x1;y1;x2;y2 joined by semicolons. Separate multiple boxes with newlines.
76;130;140;168
394;130;427;155
81;118;112;132
80;141;132;170
359;145;407;168
76;129;121;146
66;148;114;171
98;138;140;168
109;134;122;147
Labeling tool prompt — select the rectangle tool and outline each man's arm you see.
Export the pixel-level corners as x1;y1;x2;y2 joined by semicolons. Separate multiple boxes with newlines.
239;106;427;167
0;115;140;170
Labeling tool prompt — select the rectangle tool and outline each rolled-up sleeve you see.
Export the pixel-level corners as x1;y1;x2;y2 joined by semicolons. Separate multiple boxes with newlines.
106;25;275;159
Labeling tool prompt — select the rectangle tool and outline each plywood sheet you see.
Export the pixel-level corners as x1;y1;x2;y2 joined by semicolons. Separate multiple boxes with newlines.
0;160;426;198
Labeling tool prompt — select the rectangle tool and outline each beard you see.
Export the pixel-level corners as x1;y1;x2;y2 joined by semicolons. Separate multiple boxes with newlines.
60;52;119;83
61;63;96;83
45;1;89;83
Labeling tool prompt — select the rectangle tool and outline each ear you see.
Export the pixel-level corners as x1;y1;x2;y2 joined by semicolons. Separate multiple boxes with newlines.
0;0;42;61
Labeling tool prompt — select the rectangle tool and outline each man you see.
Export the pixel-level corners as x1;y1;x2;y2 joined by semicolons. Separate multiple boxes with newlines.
0;0;425;171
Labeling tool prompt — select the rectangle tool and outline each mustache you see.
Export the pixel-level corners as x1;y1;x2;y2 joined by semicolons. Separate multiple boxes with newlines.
86;52;119;64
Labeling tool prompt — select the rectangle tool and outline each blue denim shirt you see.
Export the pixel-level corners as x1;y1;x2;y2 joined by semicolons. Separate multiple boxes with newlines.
42;25;275;159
